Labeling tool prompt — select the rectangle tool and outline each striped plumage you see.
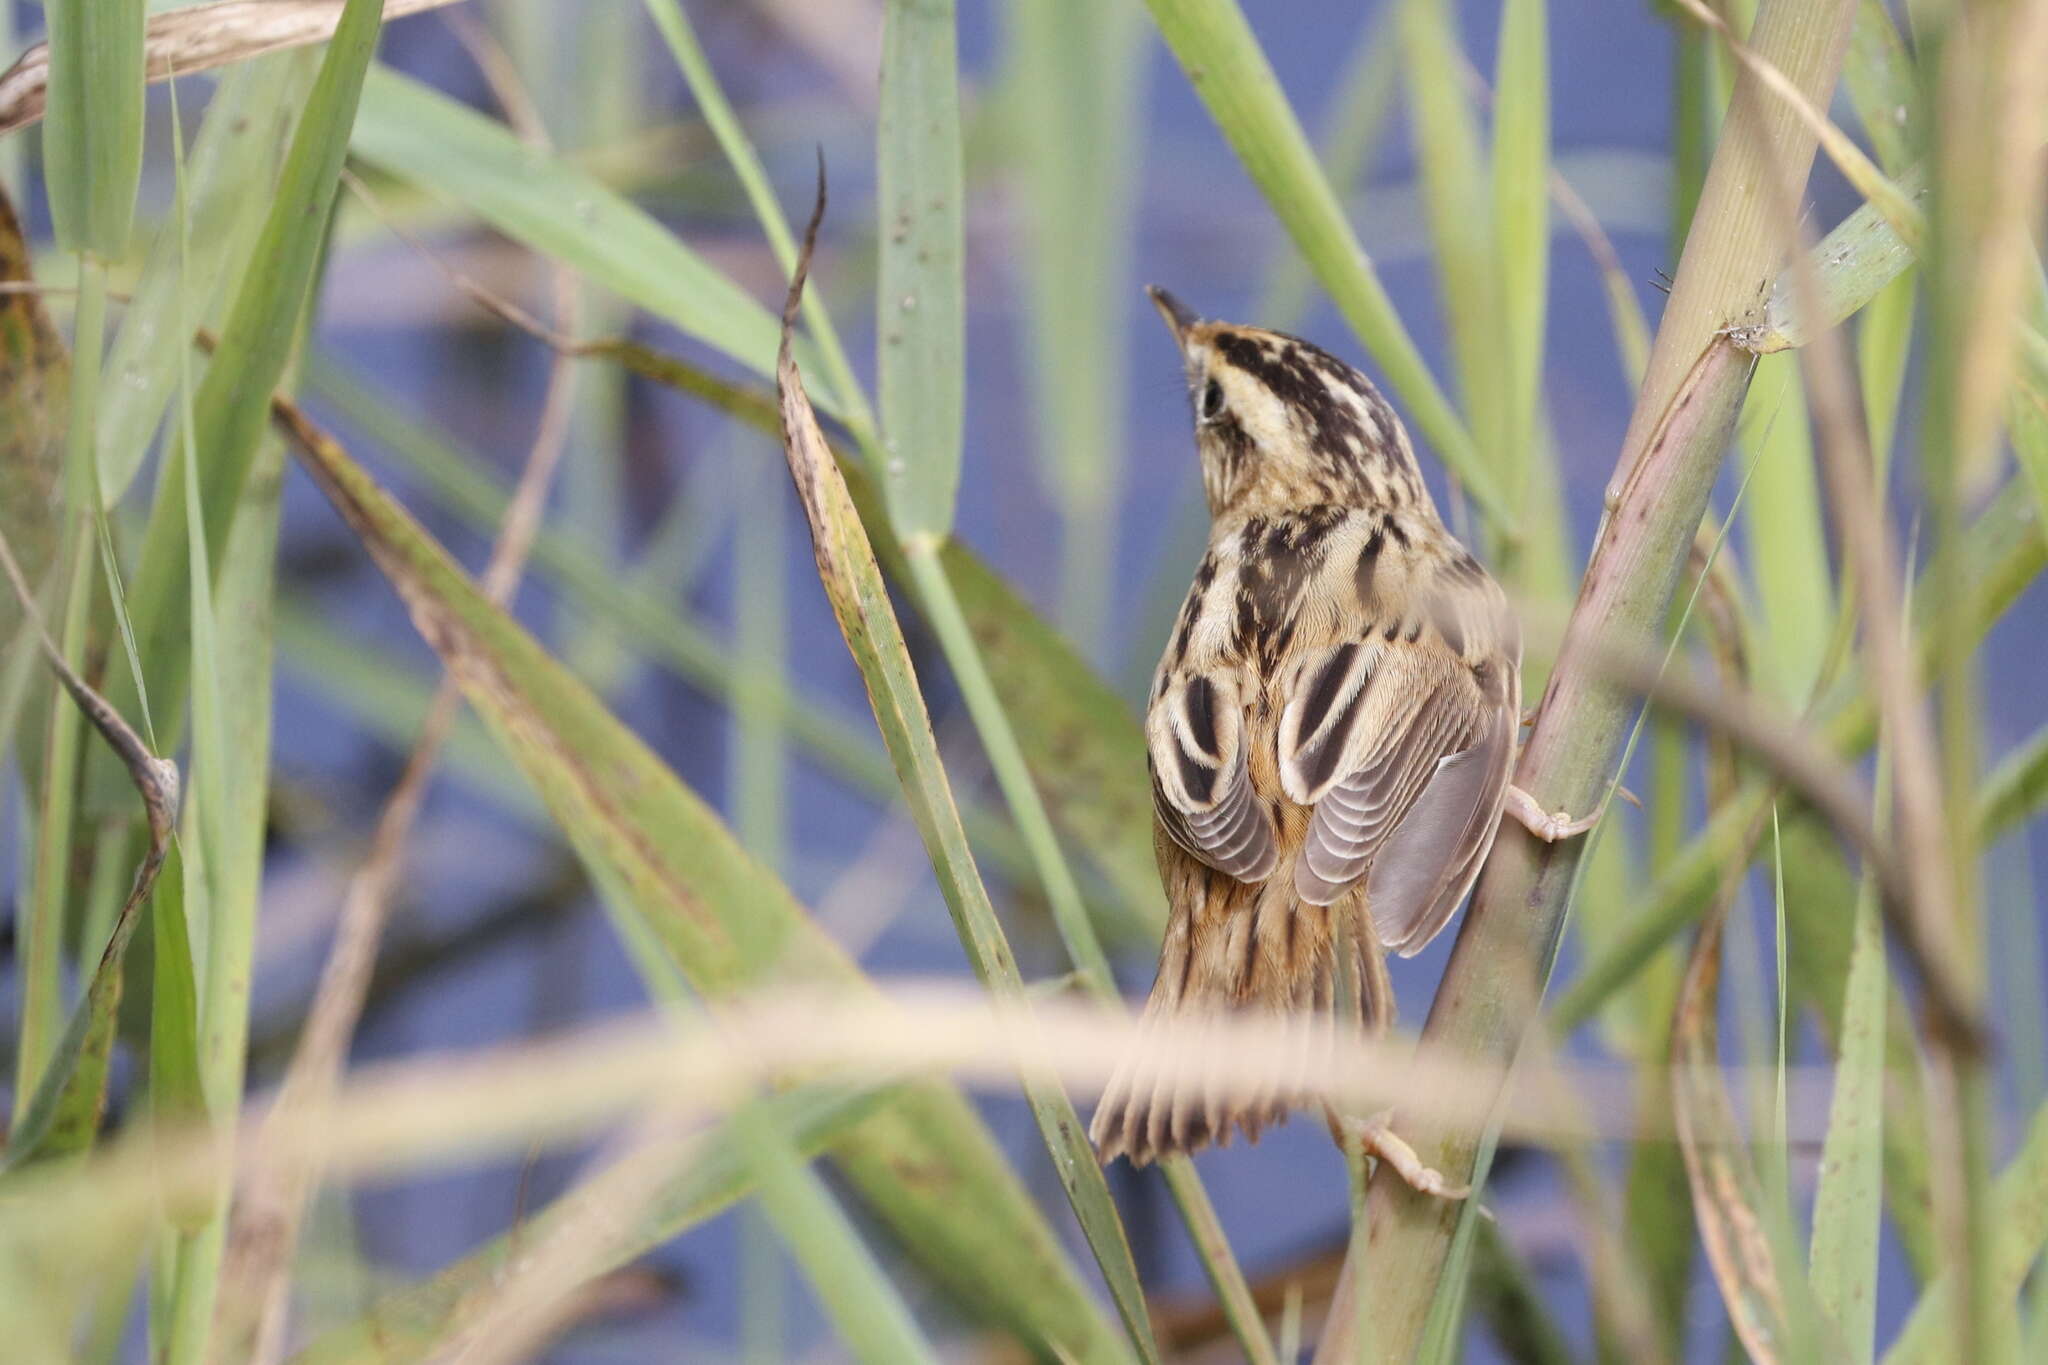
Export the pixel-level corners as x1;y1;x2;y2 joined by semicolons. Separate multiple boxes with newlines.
1090;290;1523;1169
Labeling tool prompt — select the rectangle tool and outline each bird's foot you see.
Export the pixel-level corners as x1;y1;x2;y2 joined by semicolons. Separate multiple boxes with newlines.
1504;784;1600;842
1332;1111;1470;1200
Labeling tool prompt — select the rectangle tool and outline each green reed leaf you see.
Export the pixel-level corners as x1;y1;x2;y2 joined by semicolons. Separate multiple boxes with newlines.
42;0;145;256
874;0;966;540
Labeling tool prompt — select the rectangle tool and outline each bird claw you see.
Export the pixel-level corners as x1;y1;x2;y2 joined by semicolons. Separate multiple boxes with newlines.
1504;784;1599;842
1332;1111;1470;1200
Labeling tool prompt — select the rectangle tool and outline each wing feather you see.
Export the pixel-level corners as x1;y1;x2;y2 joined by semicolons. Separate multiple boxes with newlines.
1284;636;1514;943
1148;670;1277;882
1366;696;1514;952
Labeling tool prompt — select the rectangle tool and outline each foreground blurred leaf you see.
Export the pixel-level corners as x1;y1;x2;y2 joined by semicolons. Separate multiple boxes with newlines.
1402;0;1507;489
1807;831;1887;1360
292;1085;893;1365
1885;1101;2048;1364
1780;817;1936;1277
99;50;313;503
1739;354;1834;703
273;399;1135;1363
778;224;1155;1361
109;0;384;789
1005;0;1145;644
42;0;144;255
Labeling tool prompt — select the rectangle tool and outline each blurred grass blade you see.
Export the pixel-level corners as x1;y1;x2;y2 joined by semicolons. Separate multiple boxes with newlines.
291;1083;893;1365
1254;9;1398;330
1843;0;1918;174
1739;356;1834;702
636;0;876;443
270;394;1137;1365
1670;891;1839;1365
1493;0;1550;478
348;66;840;414
1807;841;1886;1359
776;207;1155;1362
726;1097;942;1365
147;844;207;1144
42;0;144;256
99;51;314;503
1978;718;2048;838
1402;0;1506;488
272;598;531;811
1005;0;1146;645
875;0;965;540
111;0;385;781
1884;1102;2048;1364
1779;815;1938;1277
1142;0;1499;522
1857;270;1916;482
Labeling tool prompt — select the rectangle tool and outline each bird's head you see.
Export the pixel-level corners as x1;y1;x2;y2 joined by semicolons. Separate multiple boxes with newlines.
1148;286;1431;519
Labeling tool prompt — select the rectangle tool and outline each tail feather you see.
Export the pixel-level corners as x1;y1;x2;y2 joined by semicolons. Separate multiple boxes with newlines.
1090;874;1385;1167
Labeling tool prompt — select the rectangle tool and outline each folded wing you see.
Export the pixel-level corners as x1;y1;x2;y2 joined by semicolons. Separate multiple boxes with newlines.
1279;637;1515;954
1147;669;1277;882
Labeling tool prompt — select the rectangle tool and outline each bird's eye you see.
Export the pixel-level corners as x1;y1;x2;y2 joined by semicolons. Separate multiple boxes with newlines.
1198;378;1226;422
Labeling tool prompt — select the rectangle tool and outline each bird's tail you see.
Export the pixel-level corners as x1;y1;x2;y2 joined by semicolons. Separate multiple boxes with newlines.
1089;872;1386;1166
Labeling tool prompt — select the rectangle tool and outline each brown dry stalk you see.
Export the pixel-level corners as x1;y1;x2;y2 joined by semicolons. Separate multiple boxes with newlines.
0;0;469;134
4;983;1924;1252
1671;870;1798;1365
0;527;178;858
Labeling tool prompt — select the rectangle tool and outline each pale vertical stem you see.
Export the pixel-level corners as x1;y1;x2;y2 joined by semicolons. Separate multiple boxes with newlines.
1312;1;1861;1357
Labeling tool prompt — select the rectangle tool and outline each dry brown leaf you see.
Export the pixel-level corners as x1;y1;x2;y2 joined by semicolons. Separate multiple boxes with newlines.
0;0;466;134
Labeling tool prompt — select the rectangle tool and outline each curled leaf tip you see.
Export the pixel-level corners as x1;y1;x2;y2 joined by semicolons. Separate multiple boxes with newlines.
778;153;829;369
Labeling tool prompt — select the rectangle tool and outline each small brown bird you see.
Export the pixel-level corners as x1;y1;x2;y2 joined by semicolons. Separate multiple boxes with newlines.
1089;290;1594;1193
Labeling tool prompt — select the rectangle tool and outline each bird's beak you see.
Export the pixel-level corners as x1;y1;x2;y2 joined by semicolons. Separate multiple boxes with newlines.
1147;284;1200;350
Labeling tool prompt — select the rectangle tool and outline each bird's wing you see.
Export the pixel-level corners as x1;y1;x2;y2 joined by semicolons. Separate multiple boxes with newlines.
1147;667;1278;882
1279;624;1517;954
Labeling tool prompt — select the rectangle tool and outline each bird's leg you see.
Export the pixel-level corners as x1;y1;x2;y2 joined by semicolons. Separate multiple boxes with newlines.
1503;784;1600;842
1328;1109;1471;1199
